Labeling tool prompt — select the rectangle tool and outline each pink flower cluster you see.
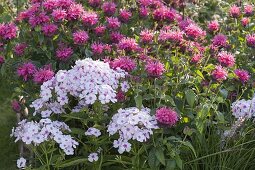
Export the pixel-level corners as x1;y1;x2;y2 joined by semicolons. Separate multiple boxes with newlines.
156;107;178;126
0;23;18;40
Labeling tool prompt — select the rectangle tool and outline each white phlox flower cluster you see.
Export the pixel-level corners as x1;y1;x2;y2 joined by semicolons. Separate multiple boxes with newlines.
231;96;255;118
107;107;158;154
85;127;101;137
30;58;128;117
17;157;26;169
11;119;78;155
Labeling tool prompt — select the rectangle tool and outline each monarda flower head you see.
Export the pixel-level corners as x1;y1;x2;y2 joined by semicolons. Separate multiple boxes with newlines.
102;2;116;16
217;51;235;67
241;17;250;27
14;43;27;56
244;4;254;16
17;62;37;81
117;37;139;52
42;23;58;36
246;34;255;48
56;44;73;61
106;17;121;30
51;9;67;21
185;23;206;40
234;69;250;83
212;65;228;81
88;0;101;8
67;3;84;20
208;20;219;32
0;23;18;40
229;5;240;18
140;29;154;43
111;56;136;72
145;60;165;77
82;11;98;26
33;65;55;84
212;34;228;48
119;9;132;23
72;30;89;45
94;25;106;36
156;107;179;127
91;42;105;55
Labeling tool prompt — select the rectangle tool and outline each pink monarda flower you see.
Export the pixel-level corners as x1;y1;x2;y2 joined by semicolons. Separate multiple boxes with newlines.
145;60;165;77
244;4;253;16
139;7;149;18
246;34;255;48
42;23;58;36
43;0;57;11
91;42;105;55
229;5;240;18
73;30;89;45
156;107;178;126
56;45;73;61
56;0;73;8
106;17;121;30
217;51;235;67
241;17;250;27
67;3;84;20
0;23;18;40
11;100;21;112
110;31;124;43
208;20;219;32
165;9;176;22
111;56;136;72
102;2;116;16
153;7;165;21
118;37;139;52
0;56;4;65
185;23;206;39
88;0;101;8
28;12;50;27
212;65;228;81
33;65;54;84
159;29;183;43
14;43;27;56
82;11;98;26
119;9;132;23
212;34;227;48
140;29;154;43
94;25;106;36
116;90;126;102
234;69;250;83
17;62;37;81
51;9;67;21
191;54;202;64
178;19;193;30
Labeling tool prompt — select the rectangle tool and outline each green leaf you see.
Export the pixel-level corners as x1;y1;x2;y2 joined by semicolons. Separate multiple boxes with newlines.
185;89;196;108
175;155;183;170
166;160;176;170
148;149;159;169
179;141;197;158
56;158;87;168
135;95;143;110
155;148;165;166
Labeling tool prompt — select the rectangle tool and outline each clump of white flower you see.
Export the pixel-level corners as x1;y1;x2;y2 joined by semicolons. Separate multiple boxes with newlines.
30;58;128;117
107;107;158;154
17;157;26;169
11;119;78;155
88;152;99;162
85;127;101;137
231;96;255;119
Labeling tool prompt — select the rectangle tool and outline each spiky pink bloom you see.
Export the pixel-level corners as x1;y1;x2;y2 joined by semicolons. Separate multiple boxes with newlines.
56;0;73;8
117;37;139;52
153;7;166;21
111;56;136;72
139;7;149;18
56;46;73;61
102;2;116;16
158;29;183;43
191;54;202;64
106;17;121;30
14;43;27;56
17;62;37;81
0;56;4;65
94;25;106;36
234;69;250;83
73;30;89;45
244;4;253;16
43;0;57;11
208;20;219;32
51;9;67;21
119;9;132;23
212;65;228;81
156;107;178;126
138;0;152;6
217;51;235;67
91;42;105;55
185;23;206;39
88;0;101;8
212;34;227;47
0;23;18;40
145;60;165;77
140;29;154;43
246;34;255;48
241;17;250;27
229;5;240;18
82;11;98;26
67;3;84;20
11;100;21;112
28;12;50;27
42;23;58;36
33;65;54;84
178;19;193;30
110;31;124;43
